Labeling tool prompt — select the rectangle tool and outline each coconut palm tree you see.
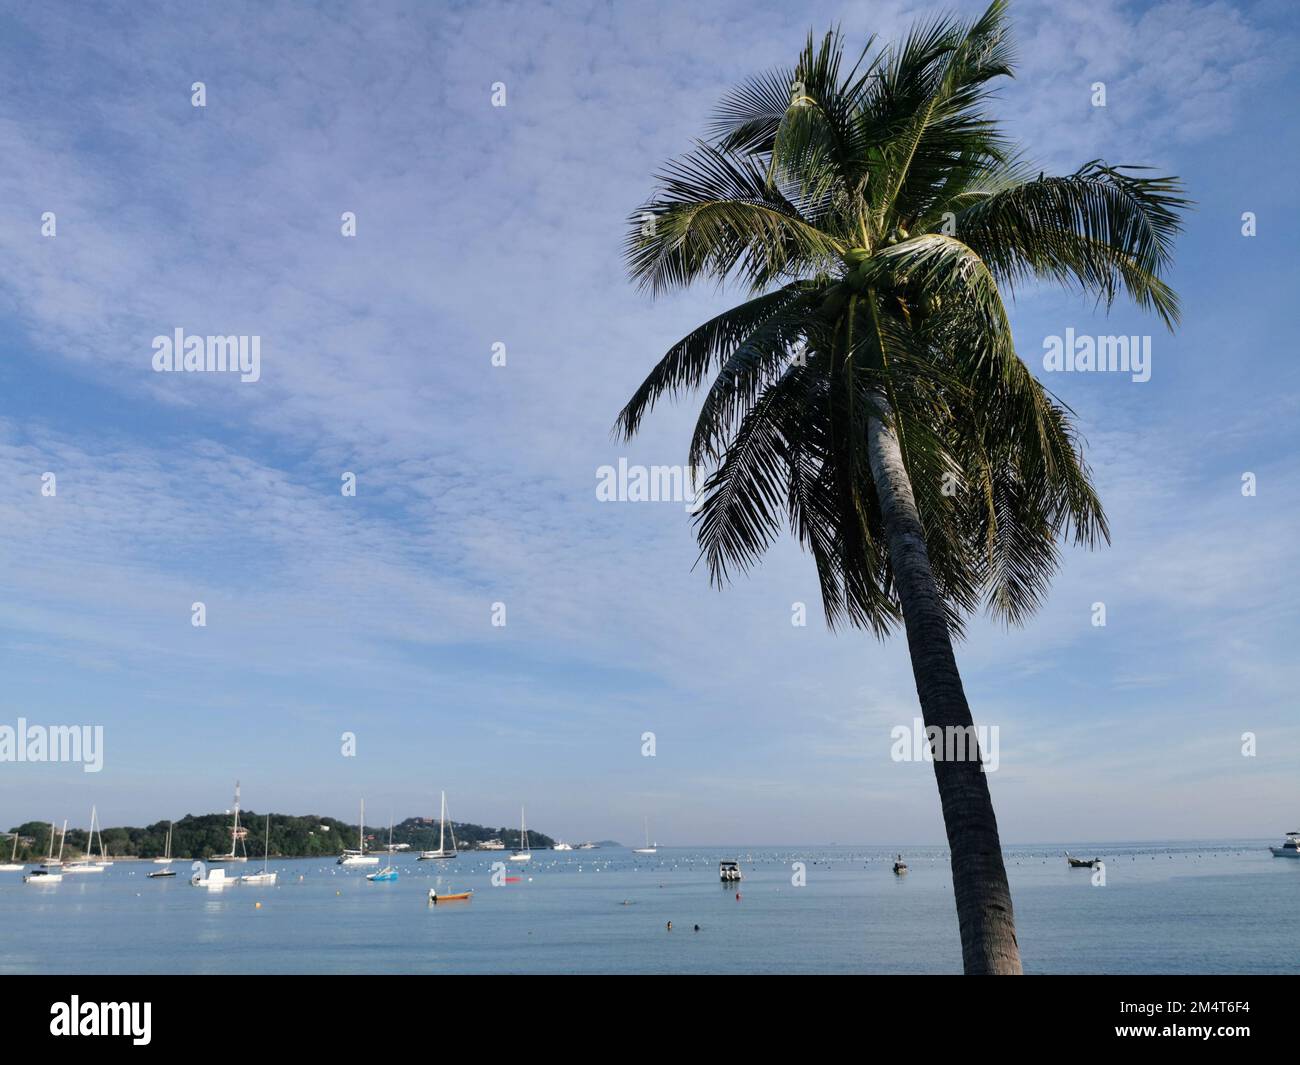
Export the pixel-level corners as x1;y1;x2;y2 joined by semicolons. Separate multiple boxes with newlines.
616;0;1187;974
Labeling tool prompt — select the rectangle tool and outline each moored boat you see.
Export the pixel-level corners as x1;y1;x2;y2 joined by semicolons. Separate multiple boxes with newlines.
0;829;23;872
153;822;175;865
632;817;657;854
1065;852;1100;868
338;800;380;866
24;869;62;884
191;866;236;888
893;854;908;875
429;888;473;903
366;820;399;882
719;859;742;882
509;805;532;862
241;815;278;884
417;791;458;860
209;782;249;863
1269;831;1300;858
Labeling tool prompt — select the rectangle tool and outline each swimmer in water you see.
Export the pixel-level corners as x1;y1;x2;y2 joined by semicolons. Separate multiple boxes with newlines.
666;921;672;931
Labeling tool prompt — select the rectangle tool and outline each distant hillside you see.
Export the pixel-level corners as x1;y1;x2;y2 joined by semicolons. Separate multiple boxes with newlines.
3;812;555;861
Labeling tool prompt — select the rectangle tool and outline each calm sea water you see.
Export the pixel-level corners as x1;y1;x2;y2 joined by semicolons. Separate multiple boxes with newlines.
1;841;1293;974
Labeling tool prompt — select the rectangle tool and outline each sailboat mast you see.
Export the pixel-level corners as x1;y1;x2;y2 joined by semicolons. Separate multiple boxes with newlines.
57;819;67;861
439;791;446;853
359;799;365;855
231;781;241;858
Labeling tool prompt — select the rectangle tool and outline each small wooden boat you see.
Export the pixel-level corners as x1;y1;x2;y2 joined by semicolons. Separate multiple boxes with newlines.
147;869;176;879
1065;852;1099;868
429;888;473;903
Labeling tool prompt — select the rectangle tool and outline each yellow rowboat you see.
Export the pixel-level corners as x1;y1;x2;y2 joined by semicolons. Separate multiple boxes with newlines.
429;888;473;903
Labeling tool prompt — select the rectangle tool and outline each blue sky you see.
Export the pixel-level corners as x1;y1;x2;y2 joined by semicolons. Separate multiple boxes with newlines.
1;0;1297;845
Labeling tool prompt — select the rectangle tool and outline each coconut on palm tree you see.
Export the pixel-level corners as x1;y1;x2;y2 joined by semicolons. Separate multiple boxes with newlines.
617;0;1187;974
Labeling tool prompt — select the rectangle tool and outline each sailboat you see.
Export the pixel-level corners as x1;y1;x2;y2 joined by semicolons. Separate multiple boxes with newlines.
632;817;657;854
40;819;68;868
0;829;24;871
153;822;174;865
366;821;399;882
509;805;532;862
27;821;66;882
209;781;249;863
338;799;379;866
65;806;107;873
418;791;458;860
241;815;278;885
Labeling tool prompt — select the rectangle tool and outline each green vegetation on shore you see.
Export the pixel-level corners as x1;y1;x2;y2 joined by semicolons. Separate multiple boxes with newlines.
3;813;554;861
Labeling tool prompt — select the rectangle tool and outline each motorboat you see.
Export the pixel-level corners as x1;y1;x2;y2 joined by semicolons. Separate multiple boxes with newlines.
1269;831;1300;858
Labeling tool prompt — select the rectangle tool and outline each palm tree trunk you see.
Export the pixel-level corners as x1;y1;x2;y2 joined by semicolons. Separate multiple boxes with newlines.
866;397;1023;975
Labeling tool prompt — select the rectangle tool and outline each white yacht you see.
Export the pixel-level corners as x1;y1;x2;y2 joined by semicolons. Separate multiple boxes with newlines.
479;838;505;850
65;805;108;873
154;822;175;865
191;866;236;888
552;841;573;851
509;806;532;862
241;815;278;885
632;817;657;855
719;859;742;882
1269;831;1300;858
338;800;379;866
40;820;68;869
418;791;458;860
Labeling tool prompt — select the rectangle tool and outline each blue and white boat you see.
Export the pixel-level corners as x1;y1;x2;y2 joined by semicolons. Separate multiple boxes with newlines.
367;820;399;882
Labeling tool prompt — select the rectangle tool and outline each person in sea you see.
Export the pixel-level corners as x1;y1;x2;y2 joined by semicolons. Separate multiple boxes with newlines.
666;921;672;931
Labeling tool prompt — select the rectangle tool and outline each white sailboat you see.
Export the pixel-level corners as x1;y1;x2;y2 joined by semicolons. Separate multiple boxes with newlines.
241;815;277;885
418;791;458;860
65;805;107;873
0;829;23;871
153;822;174;865
632;817;657;854
27;821;66;882
209;781;249;863
509;805;532;862
40;819;69;868
338;799;379;866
